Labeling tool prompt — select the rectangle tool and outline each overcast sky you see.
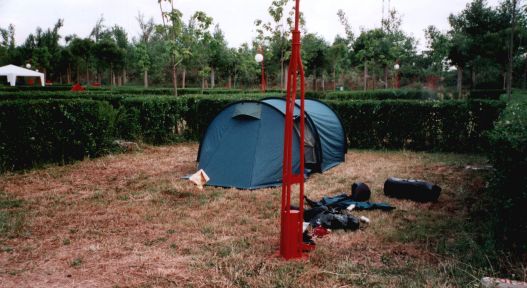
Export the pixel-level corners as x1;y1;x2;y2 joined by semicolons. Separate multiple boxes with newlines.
0;0;502;50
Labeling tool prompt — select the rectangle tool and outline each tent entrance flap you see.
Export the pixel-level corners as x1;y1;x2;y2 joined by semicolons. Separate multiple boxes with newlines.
232;102;262;119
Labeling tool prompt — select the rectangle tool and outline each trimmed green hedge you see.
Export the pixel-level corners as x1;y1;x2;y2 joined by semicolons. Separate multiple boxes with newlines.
487;101;527;253
469;89;505;100
0;95;506;173
0;99;115;172
326;89;436;101
329;99;505;152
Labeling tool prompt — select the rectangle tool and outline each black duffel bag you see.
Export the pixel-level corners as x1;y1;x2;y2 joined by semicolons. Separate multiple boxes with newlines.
384;177;441;202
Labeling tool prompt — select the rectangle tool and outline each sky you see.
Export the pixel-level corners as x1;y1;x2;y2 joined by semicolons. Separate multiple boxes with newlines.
0;0;503;51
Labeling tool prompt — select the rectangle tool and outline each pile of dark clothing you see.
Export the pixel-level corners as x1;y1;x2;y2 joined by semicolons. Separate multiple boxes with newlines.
302;182;395;245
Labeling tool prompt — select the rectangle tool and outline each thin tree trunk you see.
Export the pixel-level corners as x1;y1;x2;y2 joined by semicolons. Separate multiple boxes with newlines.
313;66;317;91
333;66;337;91
144;70;148;88
123;68;127;84
228;75;232;89
67;64;71;83
503;71;507;90
201;76;205;93
384;65;388;89
210;67;215;89
173;65;178;96
471;69;476;88
321;74;325;91
363;62;368;91
76;65;80;83
280;60;284;91
508;0;517;100
182;68;186;88
284;66;288;90
85;60;90;85
372;71;376;90
523;59;527;89
457;66;463;99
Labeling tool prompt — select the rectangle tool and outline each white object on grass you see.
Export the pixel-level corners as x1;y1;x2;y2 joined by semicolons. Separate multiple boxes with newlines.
302;222;310;233
346;204;356;211
359;216;370;224
189;169;210;190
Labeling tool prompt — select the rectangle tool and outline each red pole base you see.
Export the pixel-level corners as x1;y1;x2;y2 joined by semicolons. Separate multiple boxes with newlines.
280;210;303;259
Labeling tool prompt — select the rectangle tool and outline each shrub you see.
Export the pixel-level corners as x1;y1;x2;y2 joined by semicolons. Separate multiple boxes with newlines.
469;89;505;100
328;99;505;152
0;99;115;172
326;89;436;100
487;101;527;254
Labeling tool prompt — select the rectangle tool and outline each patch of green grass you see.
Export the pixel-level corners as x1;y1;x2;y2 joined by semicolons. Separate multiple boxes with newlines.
0;191;26;239
71;257;83;267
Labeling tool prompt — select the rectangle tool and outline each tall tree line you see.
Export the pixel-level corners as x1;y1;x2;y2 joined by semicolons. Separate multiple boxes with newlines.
0;0;525;94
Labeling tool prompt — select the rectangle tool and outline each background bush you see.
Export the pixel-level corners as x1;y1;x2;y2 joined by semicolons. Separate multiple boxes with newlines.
329;99;505;152
326;89;436;100
487;101;527;254
469;89;505;100
0;99;115;172
0;92;506;172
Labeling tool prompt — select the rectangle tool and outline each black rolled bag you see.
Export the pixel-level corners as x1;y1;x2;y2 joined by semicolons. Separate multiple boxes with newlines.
384;177;441;202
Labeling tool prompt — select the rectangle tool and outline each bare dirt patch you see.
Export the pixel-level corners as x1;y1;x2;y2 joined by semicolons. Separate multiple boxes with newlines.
0;144;489;287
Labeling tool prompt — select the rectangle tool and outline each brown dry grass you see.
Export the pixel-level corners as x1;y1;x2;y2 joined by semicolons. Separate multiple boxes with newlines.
0;144;492;287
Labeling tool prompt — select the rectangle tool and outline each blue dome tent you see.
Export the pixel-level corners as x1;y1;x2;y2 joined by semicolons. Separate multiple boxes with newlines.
197;99;346;189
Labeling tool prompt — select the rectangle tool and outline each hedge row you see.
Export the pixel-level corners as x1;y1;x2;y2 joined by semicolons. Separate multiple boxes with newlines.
469;89;505;100
328;99;505;152
0;99;115;172
487;101;527;253
0;97;505;172
326;89;436;100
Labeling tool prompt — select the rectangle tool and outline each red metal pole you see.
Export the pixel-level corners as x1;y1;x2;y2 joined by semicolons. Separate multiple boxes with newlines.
280;0;307;260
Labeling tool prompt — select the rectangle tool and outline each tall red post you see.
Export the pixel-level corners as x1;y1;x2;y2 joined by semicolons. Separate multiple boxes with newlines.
280;0;307;260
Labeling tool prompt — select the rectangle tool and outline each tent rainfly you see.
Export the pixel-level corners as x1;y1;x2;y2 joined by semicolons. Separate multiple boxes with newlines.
197;98;347;189
0;64;45;87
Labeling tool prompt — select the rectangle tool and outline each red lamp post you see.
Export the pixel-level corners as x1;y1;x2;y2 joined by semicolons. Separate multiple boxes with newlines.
280;0;309;260
255;47;266;93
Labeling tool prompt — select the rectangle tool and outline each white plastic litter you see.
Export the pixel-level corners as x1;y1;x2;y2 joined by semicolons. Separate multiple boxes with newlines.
359;216;370;224
189;169;210;190
303;222;310;233
346;204;356;211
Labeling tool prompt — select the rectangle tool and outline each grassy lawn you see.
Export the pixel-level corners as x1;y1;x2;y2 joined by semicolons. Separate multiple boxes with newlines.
0;143;497;287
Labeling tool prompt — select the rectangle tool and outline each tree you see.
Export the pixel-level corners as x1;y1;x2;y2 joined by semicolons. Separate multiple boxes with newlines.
69;37;94;84
136;43;151;87
328;36;351;90
112;25;129;85
93;39;124;85
0;24;16;66
254;0;303;90
302;33;329;90
158;0;189;96
136;13;155;88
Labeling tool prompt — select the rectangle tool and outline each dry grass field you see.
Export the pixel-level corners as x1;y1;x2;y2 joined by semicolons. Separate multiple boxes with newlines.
0;143;499;287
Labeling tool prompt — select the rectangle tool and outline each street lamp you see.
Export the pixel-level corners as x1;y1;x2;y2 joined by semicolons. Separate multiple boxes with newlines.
255;49;266;93
394;63;400;89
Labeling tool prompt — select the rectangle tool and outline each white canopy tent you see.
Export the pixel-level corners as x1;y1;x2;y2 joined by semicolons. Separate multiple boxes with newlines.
0;64;45;87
